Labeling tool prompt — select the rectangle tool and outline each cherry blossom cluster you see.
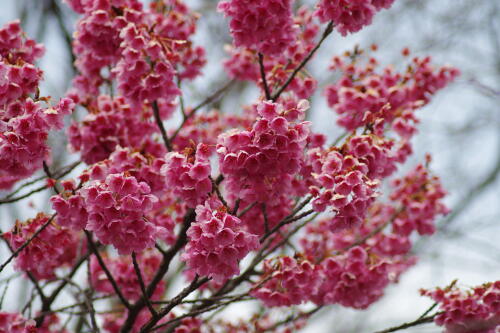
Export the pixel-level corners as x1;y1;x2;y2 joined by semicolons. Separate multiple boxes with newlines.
90;251;164;302
0;312;65;333
217;100;310;235
162;143;212;208
223;6;320;100
3;213;82;280
0;21;73;189
102;148;187;244
149;0;206;81
312;247;393;309
68;95;172;164
315;0;396;35
389;160;449;236
218;0;296;56
51;147;189;253
0;20;43;107
325;49;459;133
113;22;180;107
67;0;204;104
251;247;395;310
75;172;159;254
421;281;500;333
304;162;448;255
218;100;310;205
251;256;322;307
345;135;399;179
308;147;379;231
182;197;259;283
292;163;448;310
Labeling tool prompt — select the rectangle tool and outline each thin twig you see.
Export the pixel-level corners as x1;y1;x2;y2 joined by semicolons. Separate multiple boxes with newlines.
263;306;323;332
418;302;438;320
139;276;210;333
258;53;272;100
237;201;258;218
170;80;234;142
373;313;439;333
260;209;315;243
120;209;197;333
0;214;56;273
210;176;228;209
231;199;241;215
84;231;131;309
271;21;334;101
261;203;269;234
152;100;173;152
42;161;60;194
0;161;81;205
132;252;157;316
35;249;92;326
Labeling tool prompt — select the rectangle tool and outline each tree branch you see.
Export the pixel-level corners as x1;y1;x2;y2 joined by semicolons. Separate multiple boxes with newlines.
0;213;56;273
258;53;272;100
152;100;173;152
132;252;157;317
271;21;334;101
84;231;131;309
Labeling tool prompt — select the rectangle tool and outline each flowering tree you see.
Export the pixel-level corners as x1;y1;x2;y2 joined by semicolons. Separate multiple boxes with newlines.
0;0;498;332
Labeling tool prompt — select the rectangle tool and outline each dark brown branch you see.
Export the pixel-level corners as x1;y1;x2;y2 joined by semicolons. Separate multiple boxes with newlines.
42;161;60;194
373;314;439;333
132;252;157;316
84;231;131;309
49;0;76;70
231;198;241;215
258;53;272;100
120;209;196;333
84;258;99;333
210;176;228;209
0;228;48;317
139;276;210;333
261;203;270;234
237;201;258;218
152;100;173;152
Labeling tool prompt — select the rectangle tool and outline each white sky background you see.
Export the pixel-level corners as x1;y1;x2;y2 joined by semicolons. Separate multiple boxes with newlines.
0;0;499;332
